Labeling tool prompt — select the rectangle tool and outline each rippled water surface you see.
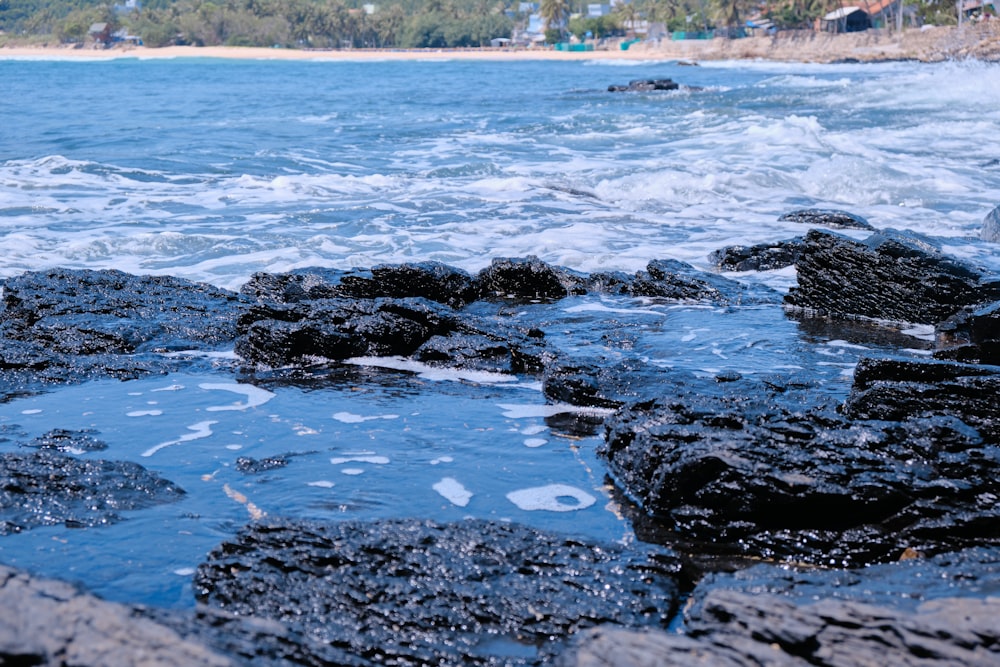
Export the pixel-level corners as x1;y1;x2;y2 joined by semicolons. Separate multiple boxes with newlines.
1;55;999;607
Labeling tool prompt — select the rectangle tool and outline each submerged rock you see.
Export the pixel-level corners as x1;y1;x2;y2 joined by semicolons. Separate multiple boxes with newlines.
785;229;1000;324
0;564;233;667
194;517;680;666
778;208;874;230
599;378;1000;566
0;451;185;535
608;79;680;92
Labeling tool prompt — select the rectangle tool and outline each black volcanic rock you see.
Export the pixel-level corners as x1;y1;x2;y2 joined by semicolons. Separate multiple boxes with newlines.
0;268;244;354
778;208;874;230
242;263;476;308
709;238;805;272
0;268;246;391
22;428;108;453
561;548;1000;667
599;379;1000;566
0;451;185;535
193;517;680;666
475;255;588;301
608;79;680;92
235;296;551;373
843;357;1000;440
785;229;1000;324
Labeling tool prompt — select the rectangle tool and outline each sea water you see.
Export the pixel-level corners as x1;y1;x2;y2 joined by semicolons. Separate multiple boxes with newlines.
1;55;999;608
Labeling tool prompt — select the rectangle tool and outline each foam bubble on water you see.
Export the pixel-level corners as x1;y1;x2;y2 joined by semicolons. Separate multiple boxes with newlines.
341;468;365;475
173;567;196;576
142;420;217;457
523;438;548;448
307;480;336;488
433;477;473;507
225;444;242;450
520;425;548;436
200;383;275;412
21;409;42;415
430;456;454;465
506;484;597;512
152;384;185;392
330;455;390;465
127;410;163;417
332;411;399;423
498;403;616;419
345;356;521;385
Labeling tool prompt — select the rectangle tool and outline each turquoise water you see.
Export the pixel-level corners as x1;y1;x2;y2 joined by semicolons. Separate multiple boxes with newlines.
1;55;999;608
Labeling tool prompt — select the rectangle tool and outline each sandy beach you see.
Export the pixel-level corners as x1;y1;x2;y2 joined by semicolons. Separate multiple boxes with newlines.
2;21;999;63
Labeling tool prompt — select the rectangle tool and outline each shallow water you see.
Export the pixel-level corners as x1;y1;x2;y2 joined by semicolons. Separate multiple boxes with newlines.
0;55;997;608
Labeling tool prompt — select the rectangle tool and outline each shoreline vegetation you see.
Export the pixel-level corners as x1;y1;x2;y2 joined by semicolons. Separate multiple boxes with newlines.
3;21;999;62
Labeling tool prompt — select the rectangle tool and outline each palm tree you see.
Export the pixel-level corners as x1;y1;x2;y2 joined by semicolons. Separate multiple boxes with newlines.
540;0;570;35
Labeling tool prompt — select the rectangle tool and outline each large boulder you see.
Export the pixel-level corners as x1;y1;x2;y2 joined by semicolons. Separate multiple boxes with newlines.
599;379;1000;565
193;517;680;666
0;565;233;667
785;229;1000;324
475;255;588;301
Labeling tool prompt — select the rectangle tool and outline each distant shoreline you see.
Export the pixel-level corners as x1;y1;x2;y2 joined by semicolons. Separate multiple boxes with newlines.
2;23;999;63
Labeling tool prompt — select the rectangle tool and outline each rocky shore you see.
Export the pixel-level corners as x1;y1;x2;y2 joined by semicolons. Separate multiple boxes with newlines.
1;206;999;665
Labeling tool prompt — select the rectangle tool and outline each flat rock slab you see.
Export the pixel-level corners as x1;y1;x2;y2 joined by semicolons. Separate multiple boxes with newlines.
0;564;233;667
561;548;1000;666
194;517;680;666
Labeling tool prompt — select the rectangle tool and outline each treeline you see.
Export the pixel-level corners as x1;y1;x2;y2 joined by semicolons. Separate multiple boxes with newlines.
0;0;960;50
0;0;520;47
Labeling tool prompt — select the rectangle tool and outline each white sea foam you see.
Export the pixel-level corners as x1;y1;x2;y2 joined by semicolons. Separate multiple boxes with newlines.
497;403;617;419
142;420;217;457
433;477;473;507
345;356;522;385
332;411;399;423
506;484;597;512
200;383;275;411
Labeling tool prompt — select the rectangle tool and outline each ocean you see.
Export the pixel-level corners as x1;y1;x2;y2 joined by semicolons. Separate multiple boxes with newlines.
1;54;999;608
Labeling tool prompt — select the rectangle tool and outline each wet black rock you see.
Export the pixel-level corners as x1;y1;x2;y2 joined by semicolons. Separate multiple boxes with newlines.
22;428;108;452
235;296;551;373
608;79;680;92
0;451;186;535
235;455;289;474
241;262;478;308
1;268;244;353
778;208;874;230
0;268;247;392
194;517;680;666
0;564;234;667
475;255;588;301
981;204;1000;242
593;259;776;304
599;380;1000;566
562;548;1000;666
843;357;1000;441
709;238;805;272
785;229;1000;324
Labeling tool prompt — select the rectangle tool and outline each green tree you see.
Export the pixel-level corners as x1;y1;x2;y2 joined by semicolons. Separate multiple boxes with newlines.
539;0;568;36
